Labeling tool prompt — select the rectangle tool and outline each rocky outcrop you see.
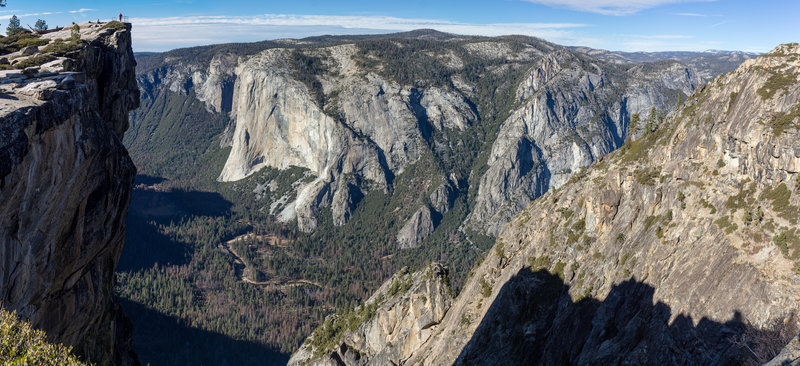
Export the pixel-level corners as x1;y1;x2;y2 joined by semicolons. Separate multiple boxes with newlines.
218;47;390;231
138;51;238;115
466;51;698;235
396;206;435;249
288;263;452;366
296;43;800;365
216;44;482;232
767;334;800;366
216;41;700;237
0;22;139;365
133;33;747;250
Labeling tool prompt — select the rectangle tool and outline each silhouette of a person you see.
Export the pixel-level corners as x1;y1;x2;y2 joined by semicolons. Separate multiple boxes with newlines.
119;13;122;22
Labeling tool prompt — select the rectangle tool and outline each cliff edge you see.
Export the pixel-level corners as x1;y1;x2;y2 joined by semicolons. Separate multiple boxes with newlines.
295;43;800;365
0;22;139;364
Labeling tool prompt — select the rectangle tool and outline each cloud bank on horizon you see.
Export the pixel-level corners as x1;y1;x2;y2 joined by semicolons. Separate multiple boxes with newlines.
521;0;716;16
130;14;595;51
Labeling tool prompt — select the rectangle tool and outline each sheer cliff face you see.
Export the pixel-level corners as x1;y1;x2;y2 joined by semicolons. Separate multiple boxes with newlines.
216;44;472;232
288;264;453;366
466;51;699;235
296;43;800;365
0;24;139;364
141;37;702;239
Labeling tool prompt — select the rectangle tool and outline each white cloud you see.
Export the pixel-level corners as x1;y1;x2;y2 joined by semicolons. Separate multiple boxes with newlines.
617;38;721;52
130;14;585;32
521;0;716;15
669;12;724;17
0;11;61;20
621;34;693;39
129;14;593;52
0;8;92;21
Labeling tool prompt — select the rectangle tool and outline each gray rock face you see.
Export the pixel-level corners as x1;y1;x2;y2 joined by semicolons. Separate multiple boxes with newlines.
137;51;238;115
214;44;484;232
0;23;139;365
396;206;435;249
467;50;699;235
767;334;800;366
429;179;456;214
219;48;390;231
289;263;453;366
217;43;698;237
134;34;739;248
390;43;800;365
19;46;38;56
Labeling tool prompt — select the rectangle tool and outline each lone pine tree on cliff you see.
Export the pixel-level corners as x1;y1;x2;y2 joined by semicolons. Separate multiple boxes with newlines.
6;15;23;36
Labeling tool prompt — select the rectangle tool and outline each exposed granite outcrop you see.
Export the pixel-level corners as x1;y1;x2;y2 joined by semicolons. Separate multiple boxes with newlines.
0;22;139;365
288;263;452;366
396;205;435;249
295;43;800;365
133;34;750;255
466;50;699;235
213;41;698;238
768;333;800;365
410;43;800;365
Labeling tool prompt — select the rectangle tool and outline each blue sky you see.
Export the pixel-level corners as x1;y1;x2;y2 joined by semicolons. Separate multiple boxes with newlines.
4;0;798;52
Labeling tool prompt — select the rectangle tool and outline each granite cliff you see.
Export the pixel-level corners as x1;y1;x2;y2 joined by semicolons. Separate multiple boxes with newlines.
123;31;756;360
295;43;800;365
219;41;697;236
0;22;139;364
132;32;711;243
289;263;453;366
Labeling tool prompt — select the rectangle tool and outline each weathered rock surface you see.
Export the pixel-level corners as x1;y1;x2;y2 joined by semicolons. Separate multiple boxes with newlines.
215;40;699;237
288;263;453;366
396;206;435;249
296;43;800;365
0;22;139;365
219;47;391;231
767;333;800;366
132;32;751;251
466;51;699;235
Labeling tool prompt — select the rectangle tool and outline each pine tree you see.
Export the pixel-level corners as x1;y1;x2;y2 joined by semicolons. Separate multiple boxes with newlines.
34;19;48;32
6;15;22;36
70;23;80;41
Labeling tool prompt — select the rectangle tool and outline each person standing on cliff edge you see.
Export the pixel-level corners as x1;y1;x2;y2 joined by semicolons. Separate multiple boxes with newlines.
119;13;122;21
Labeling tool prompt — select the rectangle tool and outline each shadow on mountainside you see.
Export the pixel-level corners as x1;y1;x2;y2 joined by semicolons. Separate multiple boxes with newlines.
456;267;791;365
116;213;189;272
134;174;167;186
119;299;289;366
130;187;233;220
117;180;234;271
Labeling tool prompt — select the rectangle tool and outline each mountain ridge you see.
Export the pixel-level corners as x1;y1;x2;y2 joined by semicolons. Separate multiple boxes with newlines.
120;31;759;361
292;42;800;365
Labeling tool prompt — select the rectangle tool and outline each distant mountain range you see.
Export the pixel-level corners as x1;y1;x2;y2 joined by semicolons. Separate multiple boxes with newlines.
570;46;759;81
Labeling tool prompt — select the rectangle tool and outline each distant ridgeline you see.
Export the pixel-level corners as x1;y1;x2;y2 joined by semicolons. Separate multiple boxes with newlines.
121;29;756;363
